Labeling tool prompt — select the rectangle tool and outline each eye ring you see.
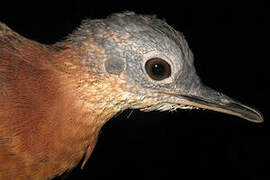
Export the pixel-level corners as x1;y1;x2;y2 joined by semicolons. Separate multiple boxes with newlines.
145;58;171;81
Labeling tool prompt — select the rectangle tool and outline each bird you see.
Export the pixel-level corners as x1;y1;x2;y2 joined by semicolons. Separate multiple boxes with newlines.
0;12;263;180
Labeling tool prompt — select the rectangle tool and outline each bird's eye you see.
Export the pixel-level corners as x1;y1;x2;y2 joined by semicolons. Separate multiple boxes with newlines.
145;58;171;81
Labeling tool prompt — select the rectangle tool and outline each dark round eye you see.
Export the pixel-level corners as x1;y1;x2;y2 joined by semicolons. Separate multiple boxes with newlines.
145;58;171;81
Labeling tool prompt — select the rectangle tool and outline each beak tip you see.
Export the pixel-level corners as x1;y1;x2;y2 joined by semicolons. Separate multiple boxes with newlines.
250;112;264;123
237;104;264;123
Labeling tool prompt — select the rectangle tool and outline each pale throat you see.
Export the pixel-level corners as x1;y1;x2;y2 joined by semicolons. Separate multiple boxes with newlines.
72;73;132;127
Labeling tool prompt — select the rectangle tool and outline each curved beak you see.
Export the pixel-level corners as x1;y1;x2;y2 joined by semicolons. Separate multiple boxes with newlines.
163;83;263;123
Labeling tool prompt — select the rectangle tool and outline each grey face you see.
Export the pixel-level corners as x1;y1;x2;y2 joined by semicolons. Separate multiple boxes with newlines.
69;12;263;123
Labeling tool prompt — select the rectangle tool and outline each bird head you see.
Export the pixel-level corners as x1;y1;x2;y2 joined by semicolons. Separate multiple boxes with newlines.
0;12;263;180
63;12;263;123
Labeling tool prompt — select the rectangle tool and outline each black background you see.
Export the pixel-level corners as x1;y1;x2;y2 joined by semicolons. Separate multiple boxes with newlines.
1;1;269;179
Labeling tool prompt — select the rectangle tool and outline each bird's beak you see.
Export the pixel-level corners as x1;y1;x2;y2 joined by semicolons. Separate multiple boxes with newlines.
162;83;263;123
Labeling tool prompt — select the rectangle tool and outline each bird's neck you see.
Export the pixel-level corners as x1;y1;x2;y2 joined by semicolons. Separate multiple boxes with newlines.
49;45;133;167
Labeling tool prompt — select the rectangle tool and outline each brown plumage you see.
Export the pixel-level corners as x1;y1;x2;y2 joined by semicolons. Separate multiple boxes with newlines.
0;12;263;179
